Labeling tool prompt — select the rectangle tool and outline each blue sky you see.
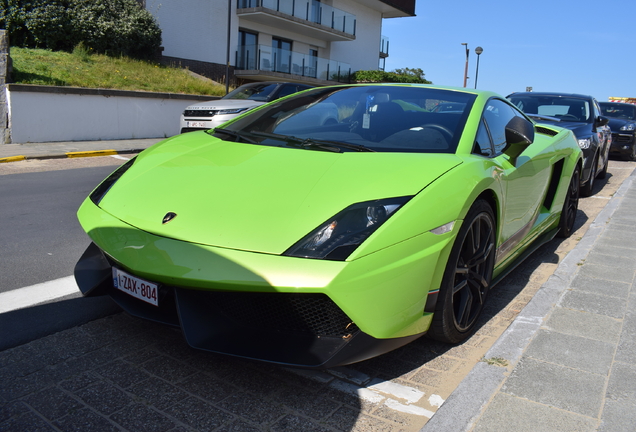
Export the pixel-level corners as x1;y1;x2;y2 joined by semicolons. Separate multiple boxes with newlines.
382;0;635;101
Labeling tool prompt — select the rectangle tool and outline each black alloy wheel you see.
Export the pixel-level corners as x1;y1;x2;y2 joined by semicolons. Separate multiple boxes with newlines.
557;166;580;238
629;144;636;161
428;200;496;344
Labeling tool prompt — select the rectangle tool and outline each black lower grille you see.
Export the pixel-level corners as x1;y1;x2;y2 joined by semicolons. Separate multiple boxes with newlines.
206;292;358;338
613;133;634;144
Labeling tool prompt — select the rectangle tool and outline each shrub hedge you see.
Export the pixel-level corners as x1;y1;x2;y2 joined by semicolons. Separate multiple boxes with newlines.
0;0;161;60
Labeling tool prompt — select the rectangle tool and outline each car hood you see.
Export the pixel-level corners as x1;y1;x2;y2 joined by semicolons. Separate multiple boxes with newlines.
98;132;462;255
534;119;592;138
185;99;265;111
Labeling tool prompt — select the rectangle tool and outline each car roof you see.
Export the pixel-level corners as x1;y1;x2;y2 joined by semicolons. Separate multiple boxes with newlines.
507;91;594;100
599;101;635;105
239;81;313;87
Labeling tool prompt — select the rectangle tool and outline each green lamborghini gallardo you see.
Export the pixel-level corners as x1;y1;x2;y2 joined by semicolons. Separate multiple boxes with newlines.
75;84;582;368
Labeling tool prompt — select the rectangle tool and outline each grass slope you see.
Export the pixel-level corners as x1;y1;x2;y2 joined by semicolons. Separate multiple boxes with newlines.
10;46;227;96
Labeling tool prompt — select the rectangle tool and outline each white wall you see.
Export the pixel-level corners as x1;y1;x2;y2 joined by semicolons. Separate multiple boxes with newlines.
146;0;237;65
5;85;212;143
146;0;382;73
330;1;382;71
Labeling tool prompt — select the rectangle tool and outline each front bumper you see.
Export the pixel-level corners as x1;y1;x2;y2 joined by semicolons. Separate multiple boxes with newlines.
75;201;456;368
179;115;234;134
609;132;635;157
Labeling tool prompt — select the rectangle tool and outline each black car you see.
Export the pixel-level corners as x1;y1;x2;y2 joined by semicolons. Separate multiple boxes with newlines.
599;102;636;161
507;92;611;196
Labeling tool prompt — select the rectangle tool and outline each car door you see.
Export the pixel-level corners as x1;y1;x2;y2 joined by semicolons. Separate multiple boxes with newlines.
593;98;611;167
478;99;554;264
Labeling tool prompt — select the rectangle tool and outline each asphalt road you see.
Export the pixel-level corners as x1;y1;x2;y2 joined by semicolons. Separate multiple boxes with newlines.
0;161;121;291
0;156;131;350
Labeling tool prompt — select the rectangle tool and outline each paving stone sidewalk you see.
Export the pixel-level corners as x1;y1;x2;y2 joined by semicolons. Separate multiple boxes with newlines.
422;169;636;432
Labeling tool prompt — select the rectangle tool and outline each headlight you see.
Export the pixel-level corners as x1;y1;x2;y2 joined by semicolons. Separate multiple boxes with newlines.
577;138;591;149
284;196;412;261
217;107;250;115
89;157;136;205
620;123;636;131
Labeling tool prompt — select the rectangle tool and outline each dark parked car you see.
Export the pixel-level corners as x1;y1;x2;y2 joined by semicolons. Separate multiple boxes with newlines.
599;101;636;161
507;92;611;196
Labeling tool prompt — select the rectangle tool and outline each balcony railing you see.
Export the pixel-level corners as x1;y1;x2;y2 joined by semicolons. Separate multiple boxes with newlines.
380;35;389;57
236;44;352;82
238;0;356;36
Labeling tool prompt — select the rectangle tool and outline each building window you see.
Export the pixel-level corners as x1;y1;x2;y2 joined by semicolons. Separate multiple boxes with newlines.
237;30;258;70
272;38;292;74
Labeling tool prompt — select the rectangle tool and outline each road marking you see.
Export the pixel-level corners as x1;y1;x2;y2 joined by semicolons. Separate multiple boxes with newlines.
0;276;79;314
111;155;131;160
291;365;437;415
329;379;385;403
429;394;445;407
66;150;118;158
368;379;425;403
0;155;27;163
385;398;435;418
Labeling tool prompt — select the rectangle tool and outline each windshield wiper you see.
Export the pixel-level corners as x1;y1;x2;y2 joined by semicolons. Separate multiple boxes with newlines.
209;128;258;144
249;131;376;153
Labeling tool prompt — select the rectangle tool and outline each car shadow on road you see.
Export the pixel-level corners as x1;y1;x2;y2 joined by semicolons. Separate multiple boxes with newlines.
340;205;592;400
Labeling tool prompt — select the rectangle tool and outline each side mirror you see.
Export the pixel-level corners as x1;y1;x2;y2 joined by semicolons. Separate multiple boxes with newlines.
503;116;534;165
596;116;609;127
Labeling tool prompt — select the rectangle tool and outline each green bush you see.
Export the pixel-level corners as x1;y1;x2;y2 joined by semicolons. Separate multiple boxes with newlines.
353;68;432;84
0;0;161;60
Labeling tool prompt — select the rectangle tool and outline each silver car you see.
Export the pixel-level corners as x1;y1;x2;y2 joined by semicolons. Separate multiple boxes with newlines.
180;82;314;133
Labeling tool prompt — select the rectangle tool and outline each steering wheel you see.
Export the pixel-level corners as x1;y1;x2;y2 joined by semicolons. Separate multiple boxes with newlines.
420;124;453;141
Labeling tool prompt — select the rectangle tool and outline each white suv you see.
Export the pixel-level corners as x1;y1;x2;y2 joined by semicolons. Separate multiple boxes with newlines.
180;81;313;133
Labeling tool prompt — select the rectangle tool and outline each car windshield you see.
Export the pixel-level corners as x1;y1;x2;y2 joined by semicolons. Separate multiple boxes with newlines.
214;85;476;154
223;83;279;101
599;103;636;120
508;95;591;123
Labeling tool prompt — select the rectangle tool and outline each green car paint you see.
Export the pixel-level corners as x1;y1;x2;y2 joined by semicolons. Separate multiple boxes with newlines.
75;83;582;368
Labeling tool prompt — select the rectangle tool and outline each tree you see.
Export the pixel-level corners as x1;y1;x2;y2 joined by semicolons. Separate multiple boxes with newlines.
352;68;431;84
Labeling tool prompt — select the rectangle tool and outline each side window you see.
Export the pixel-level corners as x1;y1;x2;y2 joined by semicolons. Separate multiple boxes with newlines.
277;85;302;99
482;99;519;154
593;100;602;120
474;119;494;157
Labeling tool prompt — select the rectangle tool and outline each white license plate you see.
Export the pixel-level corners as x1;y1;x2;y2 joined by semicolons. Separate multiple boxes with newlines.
112;267;159;306
187;121;206;127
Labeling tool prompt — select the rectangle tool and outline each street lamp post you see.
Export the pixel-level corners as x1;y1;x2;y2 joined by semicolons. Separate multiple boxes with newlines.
474;46;483;89
461;43;469;87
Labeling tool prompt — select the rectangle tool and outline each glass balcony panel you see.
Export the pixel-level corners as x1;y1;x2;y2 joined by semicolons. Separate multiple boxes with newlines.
236;44;350;82
380;35;389;56
237;46;258;70
237;0;355;36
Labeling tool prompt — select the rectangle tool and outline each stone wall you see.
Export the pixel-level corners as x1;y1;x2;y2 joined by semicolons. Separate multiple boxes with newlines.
0;30;11;144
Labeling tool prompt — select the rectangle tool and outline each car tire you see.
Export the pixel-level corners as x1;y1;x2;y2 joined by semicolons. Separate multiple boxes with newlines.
427;199;496;344
557;165;580;238
629;145;636;161
581;154;597;197
598;151;608;179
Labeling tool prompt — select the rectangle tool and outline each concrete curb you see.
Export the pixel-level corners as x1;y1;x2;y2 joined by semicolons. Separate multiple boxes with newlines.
0;148;146;163
421;166;636;431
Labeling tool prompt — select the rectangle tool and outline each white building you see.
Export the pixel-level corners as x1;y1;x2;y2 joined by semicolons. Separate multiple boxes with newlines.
144;0;416;86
